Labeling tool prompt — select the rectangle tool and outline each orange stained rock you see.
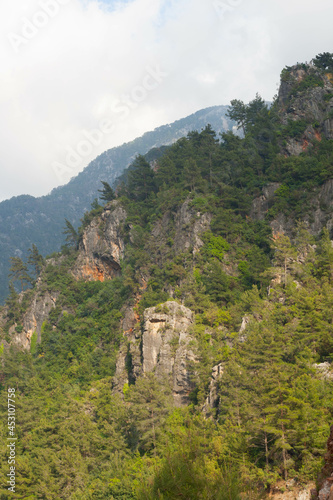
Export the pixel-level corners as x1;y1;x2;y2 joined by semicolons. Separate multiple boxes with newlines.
82;264;105;282
302;139;309;151
315;130;322;141
272;231;284;241
326;73;333;84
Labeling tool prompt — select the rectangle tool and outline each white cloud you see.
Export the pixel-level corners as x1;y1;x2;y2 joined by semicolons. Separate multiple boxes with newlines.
0;0;332;200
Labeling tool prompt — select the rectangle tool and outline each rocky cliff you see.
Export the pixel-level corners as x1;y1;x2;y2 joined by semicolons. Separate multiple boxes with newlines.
314;425;333;499
114;301;198;406
73;201;127;281
251;179;333;236
278;64;333;155
0;105;235;306
9;288;58;349
150;198;212;260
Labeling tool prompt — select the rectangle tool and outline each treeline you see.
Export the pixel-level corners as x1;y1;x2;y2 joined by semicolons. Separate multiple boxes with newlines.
1;61;333;497
1;221;333;498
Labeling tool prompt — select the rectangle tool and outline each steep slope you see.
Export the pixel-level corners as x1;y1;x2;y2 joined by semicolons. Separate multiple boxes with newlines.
0;105;233;305
2;55;333;499
278;62;333;155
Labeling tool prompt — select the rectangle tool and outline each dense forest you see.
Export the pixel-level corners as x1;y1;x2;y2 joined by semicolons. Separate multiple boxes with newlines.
1;54;333;499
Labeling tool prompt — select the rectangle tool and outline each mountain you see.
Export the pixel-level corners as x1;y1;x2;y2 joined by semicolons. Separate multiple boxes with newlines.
1;54;333;498
0;105;234;304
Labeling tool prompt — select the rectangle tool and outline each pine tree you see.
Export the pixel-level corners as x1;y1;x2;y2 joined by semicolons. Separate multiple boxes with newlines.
127;373;172;454
8;256;32;291
63;219;79;249
316;227;333;281
98;181;116;203
5;282;21;322
184;158;200;192
313;52;333;71
227;99;247;135
271;232;297;286
155;157;177;188
27;244;45;280
127;155;157;201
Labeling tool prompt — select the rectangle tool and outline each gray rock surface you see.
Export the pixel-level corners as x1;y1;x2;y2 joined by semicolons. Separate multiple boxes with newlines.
73;201;126;281
278;65;333;157
173;200;212;254
251;179;333;237
11;289;58;349
142;301;196;406
151;198;212;255
202;363;224;415
250;183;281;221
114;301;197;406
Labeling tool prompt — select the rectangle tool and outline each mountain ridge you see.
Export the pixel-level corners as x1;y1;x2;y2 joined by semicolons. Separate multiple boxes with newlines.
0;104;233;304
2;55;333;498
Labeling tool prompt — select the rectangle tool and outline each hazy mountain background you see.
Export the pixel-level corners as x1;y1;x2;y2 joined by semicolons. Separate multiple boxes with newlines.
0;105;234;304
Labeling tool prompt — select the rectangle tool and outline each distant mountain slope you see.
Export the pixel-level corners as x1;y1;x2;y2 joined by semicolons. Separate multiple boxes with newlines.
0;105;233;304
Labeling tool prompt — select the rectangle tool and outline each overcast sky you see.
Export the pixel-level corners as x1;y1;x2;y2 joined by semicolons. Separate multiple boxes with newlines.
0;0;332;201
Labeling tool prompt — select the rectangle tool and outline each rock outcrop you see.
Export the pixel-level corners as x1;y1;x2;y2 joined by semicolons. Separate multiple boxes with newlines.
142;301;196;406
249;64;333;237
251;179;333;237
11;289;58;349
315;425;333;499
278;64;333;156
151;198;212;256
314;362;333;380
250;183;281;221
173;200;212;254
73;201;127;282
202;363;224;415
114;301;198;406
269;482;315;499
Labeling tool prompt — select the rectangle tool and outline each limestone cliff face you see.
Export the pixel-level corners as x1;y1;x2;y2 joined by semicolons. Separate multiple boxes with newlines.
251;180;333;236
10;289;58;349
151;198;212;256
173;200;212;254
114;301;197;406
73;201;127;282
142;301;196;406
250;65;333;236
278;65;333;156
202;363;224;415
250;183;281;221
314;425;333;499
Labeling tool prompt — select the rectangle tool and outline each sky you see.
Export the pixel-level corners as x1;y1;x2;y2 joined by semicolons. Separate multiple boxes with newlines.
0;0;332;201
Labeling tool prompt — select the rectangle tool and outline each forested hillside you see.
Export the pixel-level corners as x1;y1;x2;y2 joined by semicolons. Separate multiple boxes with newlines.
0;105;233;306
1;55;333;499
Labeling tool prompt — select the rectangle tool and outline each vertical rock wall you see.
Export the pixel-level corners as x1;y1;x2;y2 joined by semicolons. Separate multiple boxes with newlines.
114;301;198;406
73;201;127;281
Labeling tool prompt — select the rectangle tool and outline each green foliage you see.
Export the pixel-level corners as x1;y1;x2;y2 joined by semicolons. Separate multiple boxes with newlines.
313;52;333;72
3;75;333;498
280;67;295;83
98;181;116;203
127;155;157;201
27;243;45;280
30;331;37;355
8;256;32;292
203;232;230;261
291;74;324;95
63;218;79;248
227;93;268;137
279;119;308;139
